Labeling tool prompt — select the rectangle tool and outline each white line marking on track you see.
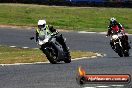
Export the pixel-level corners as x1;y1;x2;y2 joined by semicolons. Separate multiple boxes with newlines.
22;47;29;49
33;48;39;49
72;57;94;61
71;53;104;61
98;32;106;34
83;87;96;88
10;46;16;48
96;53;103;57
91;56;97;58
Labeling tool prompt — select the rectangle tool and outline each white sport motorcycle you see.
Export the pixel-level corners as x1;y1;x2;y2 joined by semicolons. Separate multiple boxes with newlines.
31;32;71;64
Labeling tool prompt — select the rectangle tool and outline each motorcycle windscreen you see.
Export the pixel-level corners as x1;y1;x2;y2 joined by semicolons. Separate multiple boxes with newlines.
39;35;45;41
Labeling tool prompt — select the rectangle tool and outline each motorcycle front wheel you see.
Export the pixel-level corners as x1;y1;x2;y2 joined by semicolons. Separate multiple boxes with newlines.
124;50;129;57
64;52;71;63
45;46;58;64
115;43;123;57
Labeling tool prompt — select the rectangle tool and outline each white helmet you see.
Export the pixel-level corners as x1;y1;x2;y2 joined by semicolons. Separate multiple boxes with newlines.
38;20;46;29
110;17;116;22
38;20;46;25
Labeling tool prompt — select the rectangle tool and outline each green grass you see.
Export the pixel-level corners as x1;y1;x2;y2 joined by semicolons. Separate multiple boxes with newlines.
0;4;132;32
0;46;96;64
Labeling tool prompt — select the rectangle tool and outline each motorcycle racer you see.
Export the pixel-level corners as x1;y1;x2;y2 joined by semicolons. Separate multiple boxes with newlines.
36;19;69;52
106;17;131;50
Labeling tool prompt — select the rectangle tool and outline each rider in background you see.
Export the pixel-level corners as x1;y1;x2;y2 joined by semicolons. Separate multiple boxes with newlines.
106;17;131;50
106;17;124;36
36;19;69;52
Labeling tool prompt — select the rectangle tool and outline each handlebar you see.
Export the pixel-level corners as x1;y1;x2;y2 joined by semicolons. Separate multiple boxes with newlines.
30;37;34;40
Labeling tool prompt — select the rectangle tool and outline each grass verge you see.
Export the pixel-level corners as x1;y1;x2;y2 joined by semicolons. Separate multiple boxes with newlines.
0;46;96;64
0;4;132;32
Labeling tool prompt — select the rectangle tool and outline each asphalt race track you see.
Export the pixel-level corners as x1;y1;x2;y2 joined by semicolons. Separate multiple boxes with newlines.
0;28;132;88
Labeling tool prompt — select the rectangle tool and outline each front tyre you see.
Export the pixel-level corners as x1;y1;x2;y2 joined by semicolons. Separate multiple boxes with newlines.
124;50;129;57
115;43;123;57
118;52;123;57
46;47;58;64
48;52;57;64
64;52;71;63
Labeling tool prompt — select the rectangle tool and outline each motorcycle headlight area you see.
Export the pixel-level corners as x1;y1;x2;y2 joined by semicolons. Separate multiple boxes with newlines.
43;38;49;43
38;38;49;45
39;41;44;45
112;35;118;40
39;35;45;40
118;33;123;37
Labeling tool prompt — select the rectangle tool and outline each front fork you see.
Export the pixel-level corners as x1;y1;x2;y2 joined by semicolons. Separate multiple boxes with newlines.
110;38;122;51
113;39;122;48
